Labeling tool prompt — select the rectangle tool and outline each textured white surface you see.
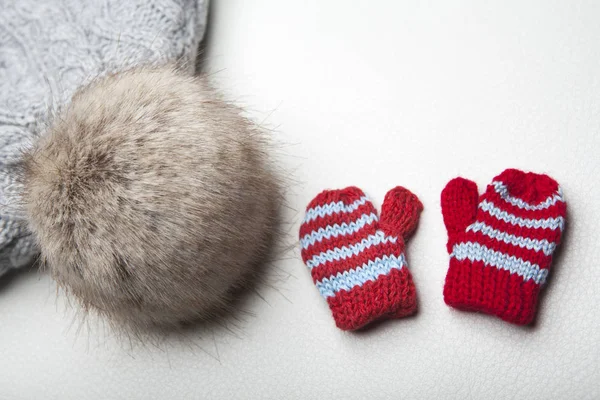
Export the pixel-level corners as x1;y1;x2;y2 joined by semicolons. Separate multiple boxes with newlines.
1;1;600;399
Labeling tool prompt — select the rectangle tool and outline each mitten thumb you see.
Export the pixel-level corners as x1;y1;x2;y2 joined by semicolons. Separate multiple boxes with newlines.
441;177;479;252
379;186;423;240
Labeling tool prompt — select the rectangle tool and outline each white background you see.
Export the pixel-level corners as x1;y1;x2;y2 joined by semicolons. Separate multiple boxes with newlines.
2;1;600;399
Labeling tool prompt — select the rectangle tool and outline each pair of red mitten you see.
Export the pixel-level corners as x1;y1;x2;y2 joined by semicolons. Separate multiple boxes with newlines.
299;169;566;330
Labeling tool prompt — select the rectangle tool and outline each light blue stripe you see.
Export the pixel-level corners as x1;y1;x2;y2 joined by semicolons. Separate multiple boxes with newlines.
467;221;556;256
305;231;397;269
303;196;369;223
300;212;378;249
316;254;406;298
451;242;548;284
479;200;565;231
492;181;564;211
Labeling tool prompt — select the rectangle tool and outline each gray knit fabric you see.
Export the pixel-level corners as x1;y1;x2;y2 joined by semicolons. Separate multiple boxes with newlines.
0;0;208;276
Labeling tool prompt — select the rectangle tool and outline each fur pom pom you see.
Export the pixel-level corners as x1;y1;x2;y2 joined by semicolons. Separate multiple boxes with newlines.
21;66;280;332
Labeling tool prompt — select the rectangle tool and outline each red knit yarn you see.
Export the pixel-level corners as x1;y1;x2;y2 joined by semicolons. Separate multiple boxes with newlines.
300;186;423;330
441;169;567;325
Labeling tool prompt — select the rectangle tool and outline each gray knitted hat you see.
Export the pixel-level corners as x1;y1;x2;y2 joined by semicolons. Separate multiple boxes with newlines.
0;0;208;276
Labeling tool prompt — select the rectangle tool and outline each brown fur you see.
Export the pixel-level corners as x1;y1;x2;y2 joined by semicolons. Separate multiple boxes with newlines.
21;66;280;332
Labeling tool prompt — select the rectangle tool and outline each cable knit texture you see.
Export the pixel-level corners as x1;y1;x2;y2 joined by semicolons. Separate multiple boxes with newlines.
441;168;567;325
0;0;208;276
300;186;422;331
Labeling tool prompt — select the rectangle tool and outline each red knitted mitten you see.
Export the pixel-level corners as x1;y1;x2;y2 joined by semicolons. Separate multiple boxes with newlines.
441;169;566;325
300;186;422;331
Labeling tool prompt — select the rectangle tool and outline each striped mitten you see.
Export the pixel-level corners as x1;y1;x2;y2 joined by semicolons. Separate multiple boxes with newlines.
441;169;566;325
300;186;422;331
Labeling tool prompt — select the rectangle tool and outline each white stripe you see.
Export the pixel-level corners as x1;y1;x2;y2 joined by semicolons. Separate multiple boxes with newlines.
467;221;557;256
316;254;406;298
305;231;397;269
479;200;565;231
492;181;564;211
301;212;378;249
451;242;548;284
303;196;369;223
